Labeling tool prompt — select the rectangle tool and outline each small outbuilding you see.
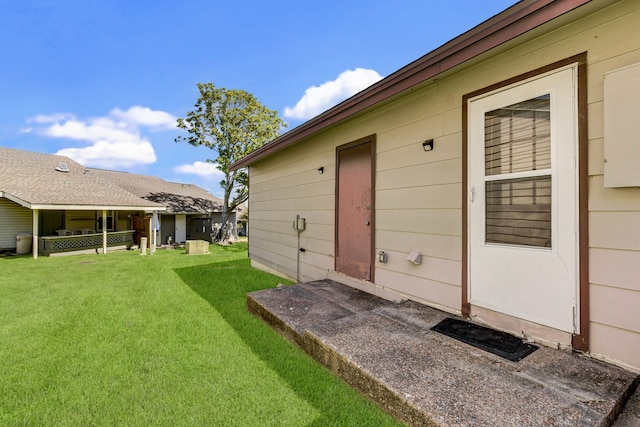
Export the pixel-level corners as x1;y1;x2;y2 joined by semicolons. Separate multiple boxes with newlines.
231;0;640;372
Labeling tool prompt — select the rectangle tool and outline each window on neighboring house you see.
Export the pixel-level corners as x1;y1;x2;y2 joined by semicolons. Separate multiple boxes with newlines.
96;211;115;231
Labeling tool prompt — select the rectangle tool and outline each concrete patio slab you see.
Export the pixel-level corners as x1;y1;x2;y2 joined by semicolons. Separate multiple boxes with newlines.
248;280;640;426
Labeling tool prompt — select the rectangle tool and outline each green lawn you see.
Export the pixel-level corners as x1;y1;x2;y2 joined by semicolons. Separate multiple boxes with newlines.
0;243;402;426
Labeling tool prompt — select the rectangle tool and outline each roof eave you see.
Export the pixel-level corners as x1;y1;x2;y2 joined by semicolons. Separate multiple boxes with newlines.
230;0;593;171
2;192;32;208
164;209;233;214
29;204;167;211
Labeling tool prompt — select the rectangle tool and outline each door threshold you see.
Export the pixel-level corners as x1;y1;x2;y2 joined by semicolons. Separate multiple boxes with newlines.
469;305;573;351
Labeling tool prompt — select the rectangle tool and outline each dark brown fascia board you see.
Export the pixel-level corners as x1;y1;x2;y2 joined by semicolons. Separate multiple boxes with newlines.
230;0;592;171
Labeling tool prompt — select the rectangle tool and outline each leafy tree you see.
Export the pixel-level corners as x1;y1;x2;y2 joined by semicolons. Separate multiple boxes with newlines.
176;83;286;242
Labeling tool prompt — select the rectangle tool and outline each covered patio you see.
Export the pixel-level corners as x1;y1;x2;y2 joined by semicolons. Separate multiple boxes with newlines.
22;207;164;259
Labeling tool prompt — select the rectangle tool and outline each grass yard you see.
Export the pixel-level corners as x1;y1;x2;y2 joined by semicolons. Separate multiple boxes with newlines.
0;243;402;426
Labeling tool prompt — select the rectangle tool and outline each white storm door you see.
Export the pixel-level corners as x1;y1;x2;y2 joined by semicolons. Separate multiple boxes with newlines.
468;66;578;333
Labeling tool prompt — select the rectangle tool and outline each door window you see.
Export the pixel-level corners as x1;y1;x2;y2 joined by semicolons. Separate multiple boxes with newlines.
484;95;552;248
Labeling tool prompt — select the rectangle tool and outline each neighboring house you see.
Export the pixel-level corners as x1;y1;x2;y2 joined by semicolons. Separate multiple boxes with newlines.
231;0;640;372
89;169;240;244
0;147;165;258
0;147;238;257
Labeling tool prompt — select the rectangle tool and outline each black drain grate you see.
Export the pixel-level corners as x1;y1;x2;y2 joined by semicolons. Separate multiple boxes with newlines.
431;317;538;362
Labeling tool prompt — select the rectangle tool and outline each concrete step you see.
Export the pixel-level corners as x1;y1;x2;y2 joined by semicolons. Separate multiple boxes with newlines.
248;280;640;426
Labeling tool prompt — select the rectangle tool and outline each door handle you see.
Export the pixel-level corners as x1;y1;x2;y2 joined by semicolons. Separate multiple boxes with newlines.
365;221;370;225
469;186;475;203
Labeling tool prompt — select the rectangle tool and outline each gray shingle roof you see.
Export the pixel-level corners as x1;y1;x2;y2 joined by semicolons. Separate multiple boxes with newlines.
89;168;225;214
0;147;164;210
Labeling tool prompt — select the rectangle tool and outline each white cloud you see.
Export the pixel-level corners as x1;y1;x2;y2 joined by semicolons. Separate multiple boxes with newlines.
57;140;156;169
174;161;225;181
110;106;176;129
25;106;176;169
284;68;384;120
29;113;76;124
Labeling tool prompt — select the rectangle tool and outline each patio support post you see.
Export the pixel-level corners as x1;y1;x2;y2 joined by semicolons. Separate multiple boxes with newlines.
151;210;158;254
102;210;107;255
32;209;39;260
148;215;152;251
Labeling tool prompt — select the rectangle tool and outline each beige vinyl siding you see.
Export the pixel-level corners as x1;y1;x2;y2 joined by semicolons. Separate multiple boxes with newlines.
116;211;136;231
248;0;640;370
249;137;337;281
373;84;464;309
250;86;467;299
579;0;640;371
590;248;640;292
0;198;32;250
590;323;640;372
65;211;97;231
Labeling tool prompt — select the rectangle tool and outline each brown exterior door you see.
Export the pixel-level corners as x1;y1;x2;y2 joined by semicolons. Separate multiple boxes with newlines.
336;139;374;281
131;214;149;246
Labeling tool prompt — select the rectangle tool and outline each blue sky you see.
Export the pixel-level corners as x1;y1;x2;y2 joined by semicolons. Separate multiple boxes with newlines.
0;0;516;198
